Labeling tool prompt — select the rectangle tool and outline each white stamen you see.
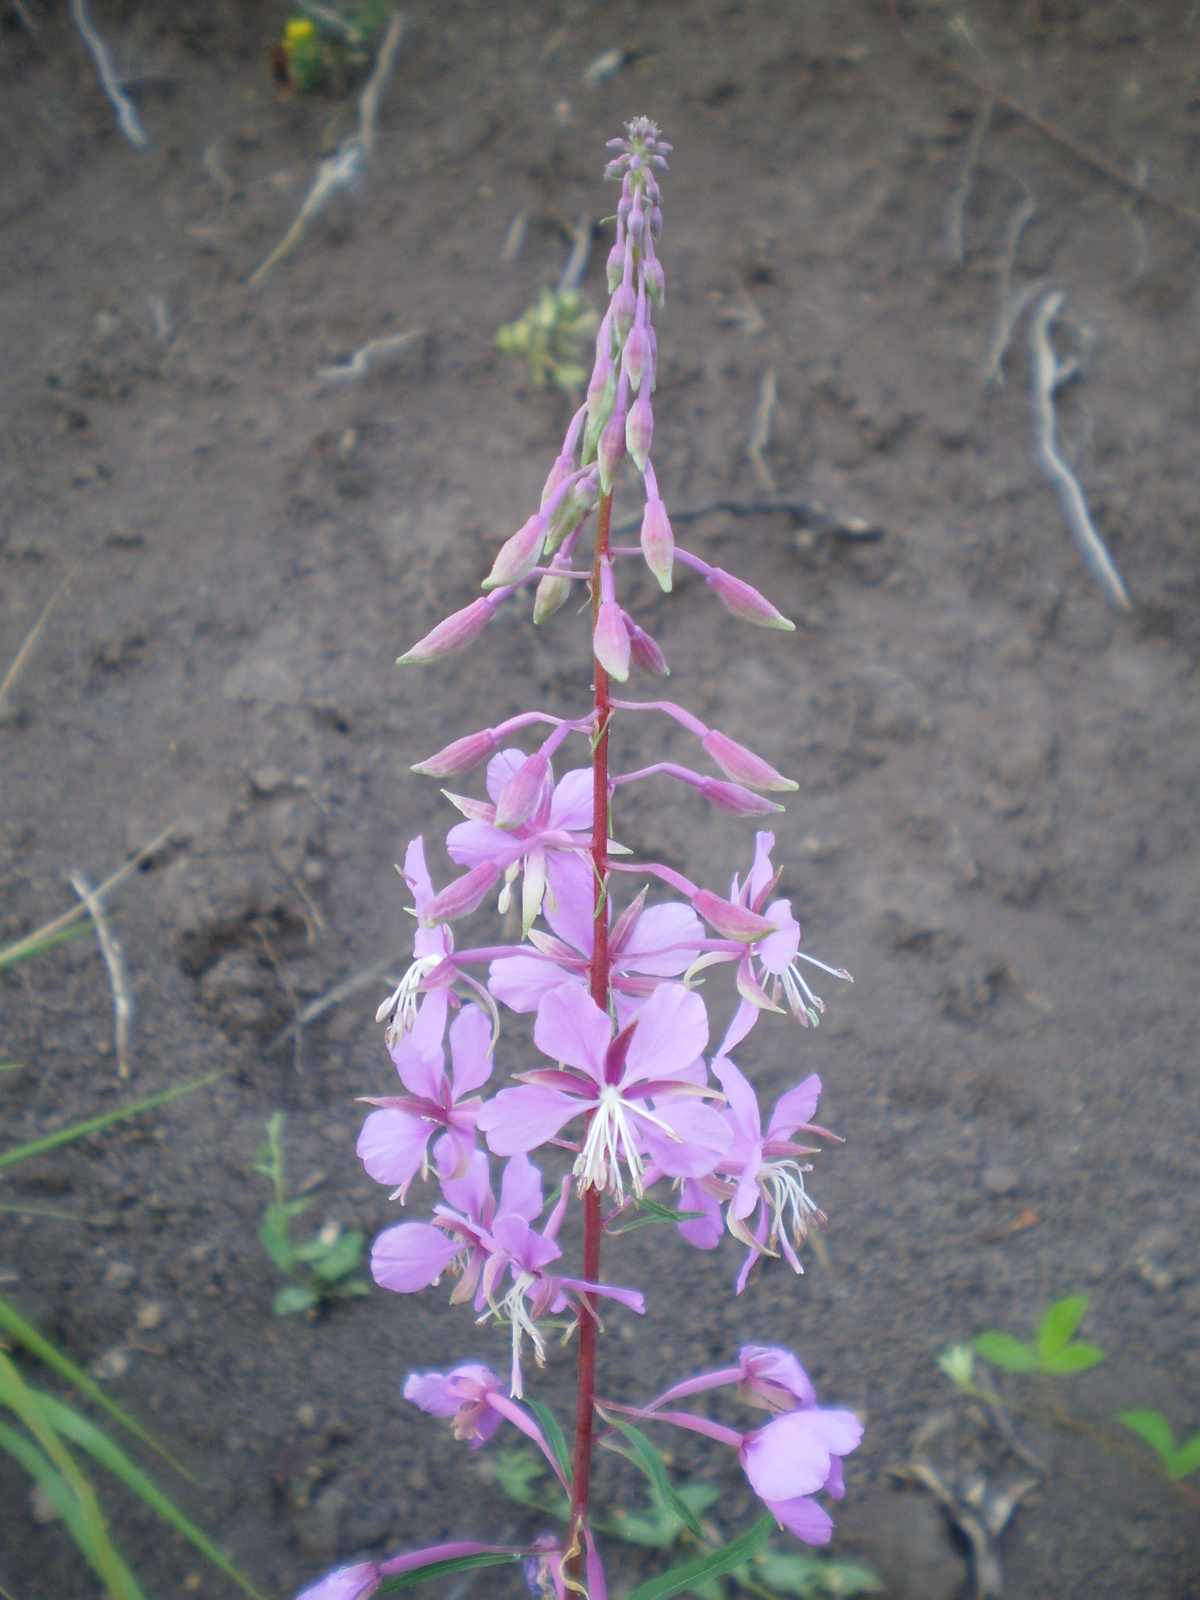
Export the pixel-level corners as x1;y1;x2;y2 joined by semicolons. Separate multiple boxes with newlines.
377;953;443;1044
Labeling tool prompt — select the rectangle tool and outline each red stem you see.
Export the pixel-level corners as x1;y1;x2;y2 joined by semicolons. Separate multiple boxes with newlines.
568;487;613;1569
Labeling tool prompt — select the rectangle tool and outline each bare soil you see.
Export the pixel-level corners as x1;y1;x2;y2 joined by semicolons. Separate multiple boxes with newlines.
1;3;1198;1598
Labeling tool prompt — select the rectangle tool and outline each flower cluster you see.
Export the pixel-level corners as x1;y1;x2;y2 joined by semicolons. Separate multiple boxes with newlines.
299;120;859;1600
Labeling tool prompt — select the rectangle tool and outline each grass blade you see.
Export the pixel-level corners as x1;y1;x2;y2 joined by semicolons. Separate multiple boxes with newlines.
376;1552;522;1592
0;1070;224;1172
0;1294;196;1481
625;1512;776;1600
528;1399;572;1485
37;1391;268;1600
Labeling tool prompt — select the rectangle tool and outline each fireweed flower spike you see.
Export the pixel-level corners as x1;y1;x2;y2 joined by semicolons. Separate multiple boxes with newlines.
298;120;863;1600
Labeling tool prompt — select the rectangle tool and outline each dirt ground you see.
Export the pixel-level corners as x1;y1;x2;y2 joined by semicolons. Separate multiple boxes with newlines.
2;2;1199;1597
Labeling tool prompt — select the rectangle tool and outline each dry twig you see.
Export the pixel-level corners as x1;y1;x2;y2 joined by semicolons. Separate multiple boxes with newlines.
0;571;74;717
267;953;399;1054
357;10;406;161
316;327;424;385
945;99;993;266
502;212;529;262
746;368;778;495
556;215;593;295
1028;289;1132;612
70;871;134;1079
610;496;881;540
69;0;148;150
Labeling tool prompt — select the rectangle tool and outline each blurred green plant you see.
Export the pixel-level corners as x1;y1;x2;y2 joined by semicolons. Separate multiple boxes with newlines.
973;1294;1106;1377
496;287;598;397
279;2;389;94
1117;1410;1200;1481
252;1111;369;1315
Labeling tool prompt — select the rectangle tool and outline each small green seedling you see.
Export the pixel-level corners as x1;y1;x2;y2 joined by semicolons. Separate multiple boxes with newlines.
1118;1411;1200;1481
278;2;389;94
972;1294;1106;1377
252;1113;369;1316
496;287;598;396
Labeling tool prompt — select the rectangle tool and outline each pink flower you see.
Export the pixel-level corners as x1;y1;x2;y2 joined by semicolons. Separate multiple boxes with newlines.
403;1363;505;1448
477;982;730;1204
296;1543;524;1600
357;1002;493;1201
374;838;462;1048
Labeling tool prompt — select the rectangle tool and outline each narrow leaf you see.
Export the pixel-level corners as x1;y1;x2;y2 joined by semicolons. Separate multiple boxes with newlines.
376;1552;522;1593
528;1400;572;1485
599;1413;703;1539
973;1333;1040;1373
1042;1342;1105;1376
1118;1409;1176;1460
625;1513;775;1600
0;1072;224;1172
1168;1435;1200;1480
1036;1296;1090;1359
274;1284;319;1316
0;1294;193;1480
36;1392;269;1600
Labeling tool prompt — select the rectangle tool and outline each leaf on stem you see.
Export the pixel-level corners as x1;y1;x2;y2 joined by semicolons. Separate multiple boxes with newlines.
972;1333;1041;1373
528;1399;573;1484
596;1411;704;1538
1118;1410;1200;1480
375;1552;522;1593
624;1512;775;1600
1036;1296;1090;1359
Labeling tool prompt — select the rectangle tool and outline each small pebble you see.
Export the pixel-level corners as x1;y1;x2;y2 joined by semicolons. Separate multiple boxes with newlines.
29;1483;63;1525
92;1347;131;1381
135;1300;164;1330
982;1164;1020;1197
296;1402;317;1430
582;48;625;85
104;1260;136;1290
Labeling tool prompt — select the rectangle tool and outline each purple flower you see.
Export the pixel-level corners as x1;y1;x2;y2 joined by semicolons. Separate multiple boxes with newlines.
374;838;462;1048
357;1002;493;1200
403;1363;505;1448
477;982;730;1203
297;1543;524;1600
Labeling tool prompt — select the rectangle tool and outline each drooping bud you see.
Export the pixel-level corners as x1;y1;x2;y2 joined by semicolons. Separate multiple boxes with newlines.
540;454;574;510
533;568;573;624
611;282;637;345
692;891;781;943
701;731;797;792
411;727;501;779
643;254;665;308
640;463;674;592
705;567;795;630
583;356;617;464
495;751;552;830
598;407;627;494
606;238;624;294
594;560;630;682
482;512;549;591
421;863;502;927
398;596;497;664
625;392;654;473
544;473;597;555
622;611;669;676
696;777;785;818
623;321;651;394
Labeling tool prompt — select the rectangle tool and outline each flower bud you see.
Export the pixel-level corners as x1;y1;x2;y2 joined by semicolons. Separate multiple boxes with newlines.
643;256;665;307
482;513;548;591
398;596;497;664
583;357;616;464
623;322;651;393
540;454;574;510
421;862;501;927
411;727;500;779
696;777;785;818
625;392;653;472
627;200;645;242
622;611;669;676
594;602;630;682
639;497;674;592
495;751;551;830
692;891;781;943
598;409;627;494
544;476;597;555
649;205;663;240
611;282;637;345
533;569;572;624
701;731;796;792
705;567;795;630
606;239;624;294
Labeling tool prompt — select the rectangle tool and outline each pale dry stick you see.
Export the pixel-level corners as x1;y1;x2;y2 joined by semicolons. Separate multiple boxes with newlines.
69;0;148;149
266;953;399;1054
746;367;778;495
248;10;404;285
202;144;236;209
1124;159;1150;284
8;0;35;32
0;824;178;972
556;215;593;295
609;495;881;539
1028;289;1132;612
69;871;134;1079
502;212;529;262
0;570;74;717
945;99;993;267
316;327;425;385
979;274;1052;388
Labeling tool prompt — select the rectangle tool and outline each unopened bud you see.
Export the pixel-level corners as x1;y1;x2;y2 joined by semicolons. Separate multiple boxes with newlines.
495;752;551;830
623;323;651;393
594;601;630;682
606;240;624;294
611;282;637;344
482;513;548;591
692;891;781;943
411;727;500;779
625;392;653;472
583;358;617;463
639;497;674;593
544;476;597;555
649;206;663;240
701;731;796;792
705;567;795;630
534;569;572;623
622;611;669;676
598;409;627;494
399;596;497;664
540;454;574;510
696;778;785;818
643;256;665;307
421;862;501;927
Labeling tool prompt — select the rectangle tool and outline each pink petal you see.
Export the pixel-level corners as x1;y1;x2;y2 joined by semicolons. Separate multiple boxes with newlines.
409;986;449;1054
371;1222;460;1293
765;1495;833;1546
296;1561;380;1600
619;902;704;977
445;819;526;872
449;1004;493;1098
357;1108;433;1194
487;749;527;803
741;1409;862;1502
746;832;777;906
767;1075;823;1139
713;1057;761;1141
492;1213;562;1272
549;768;594;832
730;1165;762;1223
639;1101;731;1178
477;1084;582;1156
622;982;709;1086
389;1034;445;1101
543;850;596;955
498;1152;545;1223
533;984;611;1081
439;1149;492;1221
403;838;434;912
717;998;760;1059
488;954;576;1013
676;1179;724;1249
739;1346;816;1409
757;898;800;974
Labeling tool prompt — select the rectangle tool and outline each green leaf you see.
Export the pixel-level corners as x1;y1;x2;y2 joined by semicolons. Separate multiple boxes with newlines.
0;1294;195;1480
488;1447;551;1509
753;1549;882;1597
1168;1434;1200;1480
936;1344;975;1391
273;1283;319;1316
1036;1296;1090;1359
331;1277;371;1299
610;1499;686;1550
258;1209;297;1273
0;1071;224;1172
0;1421;146;1600
1042;1342;1106;1376
528;1399;573;1485
973;1332;1040;1373
625;1513;776;1600
375;1552;522;1593
1118;1409;1174;1457
36;1392;269;1600
0;919;94;970
308;1230;365;1284
599;1413;704;1539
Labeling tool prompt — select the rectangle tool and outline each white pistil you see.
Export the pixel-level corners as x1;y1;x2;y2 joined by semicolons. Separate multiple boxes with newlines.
759;1159;821;1252
573;1086;682;1203
481;1271;547;1397
377;953;443;1045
